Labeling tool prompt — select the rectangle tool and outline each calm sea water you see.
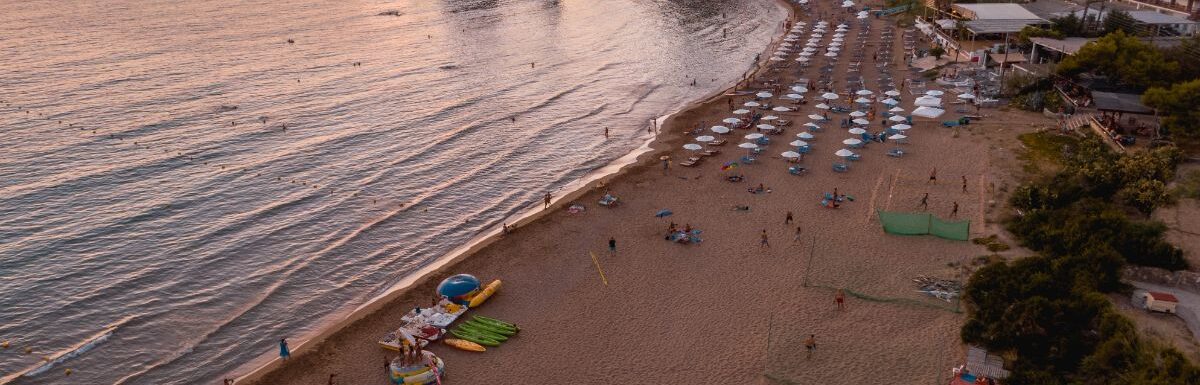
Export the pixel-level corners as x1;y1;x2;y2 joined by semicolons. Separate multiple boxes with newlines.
0;0;786;383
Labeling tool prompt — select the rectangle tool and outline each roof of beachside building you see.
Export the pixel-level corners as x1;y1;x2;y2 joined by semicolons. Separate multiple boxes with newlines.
1028;37;1096;55
954;3;1044;21
1092;91;1155;115
1128;10;1197;25
965;19;1048;34
1148;291;1179;302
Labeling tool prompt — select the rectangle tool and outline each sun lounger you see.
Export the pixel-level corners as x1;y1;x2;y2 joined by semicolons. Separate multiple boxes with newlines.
887;148;905;157
679;160;699;167
710;139;727;146
848;154;862;161
789;166;808;175
702;149;720;157
832;163;849;172
740;155;756;164
599;194;620;207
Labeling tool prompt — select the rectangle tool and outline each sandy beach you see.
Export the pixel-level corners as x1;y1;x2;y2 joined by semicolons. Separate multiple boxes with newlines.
242;0;1060;384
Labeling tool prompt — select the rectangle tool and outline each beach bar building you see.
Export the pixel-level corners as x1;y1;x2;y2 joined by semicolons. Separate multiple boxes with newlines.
1143;291;1179;314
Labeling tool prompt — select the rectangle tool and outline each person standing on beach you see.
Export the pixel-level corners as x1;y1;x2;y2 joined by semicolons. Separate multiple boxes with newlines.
929;168;937;184
951;201;959;218
543;192;553;209
662;157;670;175
804;334;817;358
793;225;803;243
760;229;769;248
785;211;793;225
327;374;336;385
279;338;290;360
920;193;929;211
604;126;609;139
835;289;845;310
962;175;968;193
608;237;616;256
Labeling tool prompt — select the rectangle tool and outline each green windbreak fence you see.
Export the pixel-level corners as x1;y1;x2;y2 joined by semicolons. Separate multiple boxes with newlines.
877;211;970;241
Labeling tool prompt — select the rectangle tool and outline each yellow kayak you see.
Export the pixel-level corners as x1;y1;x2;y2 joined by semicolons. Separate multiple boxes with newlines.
468;280;502;308
443;338;486;352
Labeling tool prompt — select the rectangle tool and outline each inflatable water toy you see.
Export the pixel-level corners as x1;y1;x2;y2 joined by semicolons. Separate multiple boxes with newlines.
472;315;519;331
449;329;501;347
467;280;501;308
456;323;507;342
443;338;485;352
437;274;481;305
389;351;445;385
462;319;516;336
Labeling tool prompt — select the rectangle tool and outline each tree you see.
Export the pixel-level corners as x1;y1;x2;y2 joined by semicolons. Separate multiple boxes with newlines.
1018;25;1065;45
1103;10;1139;36
1057;31;1179;88
1162;35;1200;81
929;46;946;60
1142;79;1200;138
1051;13;1085;36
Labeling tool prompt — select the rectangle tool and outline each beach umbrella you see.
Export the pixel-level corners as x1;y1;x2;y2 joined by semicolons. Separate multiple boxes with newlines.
881;98;899;105
722;118;741;124
852;118;870;125
857;14;868;19
733;109;751;115
835;149;855;157
843;138;862;145
785;93;804;99
796;57;810;63
797;132;815;139
828;46;841;51
815;103;830;109
849;111;866;117
824;52;838;57
884;90;901;96
762;115;779;121
711;125;731;134
803;47;817;52
792;86;808;93
738;142;759;149
911;106;946;118
889;106;905;112
925;90;945;96
802;123;820;129
781;151;801;158
888;134;907;140
746;133;765;139
856;89;874;96
790;140;809;147
892;123;912;130
957;93;976;100
769;57;785;62
838;23;848;28
914;96;942;107
757;124;776;131
808;114;826;120
854;97;871;104
780;42;793;47
832;37;845;42
772;106;791;112
695;135;715;142
829;42;843;47
756;92;773;98
655;209;673;218
889;115;908;122
744;101;761;107
821;92;839;100
848;127;867;134
683;143;703;150
786;33;798;38
800;51;814;57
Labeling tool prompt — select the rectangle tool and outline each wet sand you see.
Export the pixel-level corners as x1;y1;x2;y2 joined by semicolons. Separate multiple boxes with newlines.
241;0;1059;384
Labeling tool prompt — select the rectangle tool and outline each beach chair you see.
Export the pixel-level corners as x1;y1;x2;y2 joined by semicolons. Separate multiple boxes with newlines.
702;149;720;157
751;147;764;155
788;166;808;175
797;146;811;154
887;148;905;157
848;154;862;161
832;163;849;172
679;159;698;167
710;139;727;146
598;194;620;207
755;137;770;146
740;155;756;164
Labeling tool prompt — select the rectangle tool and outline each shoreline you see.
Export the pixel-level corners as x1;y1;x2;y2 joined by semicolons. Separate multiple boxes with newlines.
233;1;794;382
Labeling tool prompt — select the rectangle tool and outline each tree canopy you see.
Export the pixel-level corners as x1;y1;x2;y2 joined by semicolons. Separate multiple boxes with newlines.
1057;31;1179;88
1143;79;1200;139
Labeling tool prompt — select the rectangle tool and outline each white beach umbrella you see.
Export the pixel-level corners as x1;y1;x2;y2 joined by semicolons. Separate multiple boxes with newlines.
838;23;849;28
889;106;906;112
854;97;871;104
800;51;814;57
802;123;820;130
829;42;843;47
792;86;808;93
796;57;811;62
772;106;791;112
857;14;869;19
722;118;741;124
733;109;751;115
914;96;942;107
821;92;839;100
836;148;856;157
884;90;901;97
756;124;777;131
889;134;908;140
780;42;793;47
957;93;976;100
824;52;838;57
757;92;773;98
832;37;845;42
809;114;826;120
911;106;946;118
744;101;761;107
738;142;759;149
881;98;899;105
781;151;801;158
843;138;863;145
769;57;785;61
852;118;870;125
683;143;703;150
785;93;804;99
828;47;841;52
856;89;874;96
815;103;830;109
745;133;765;139
695;135;715;142
803;47;817;52
790;140;809;147
849;111;866;117
926;90;945;96
892;124;912;130
711;125;732;133
848;127;867;134
762;115;779;121
889;115;908;122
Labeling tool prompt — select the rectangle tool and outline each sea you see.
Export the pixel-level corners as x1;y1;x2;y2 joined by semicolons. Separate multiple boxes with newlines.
0;0;787;383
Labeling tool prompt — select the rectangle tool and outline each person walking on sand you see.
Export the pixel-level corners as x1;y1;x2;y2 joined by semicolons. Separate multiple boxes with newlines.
804;334;817;359
760;229;770;248
962;175;968;193
608;237;616;256
785;211;793;224
328;374;336;385
928;168;937;184
279;338;290;360
835;288;845;310
793;225;803;243
543;192;553;209
951;201;959;218
920;193;929;211
604;126;609;139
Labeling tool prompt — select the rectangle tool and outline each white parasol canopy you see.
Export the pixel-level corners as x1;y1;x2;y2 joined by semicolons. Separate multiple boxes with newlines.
809;114;826;120
824;52;838;57
848;127;866;134
911;106;945;118
889;106;905;112
925;90;945;96
711;125;731;133
772;106;791;112
781;151;801;158
843;138;862;145
821;92;840;100
856;89;874;96
683;143;703;150
957;93;976;100
797;131;815;139
852;118;870;125
888;134;907;140
849;111;866;117
695;135;715;142
792;86;808;93
756;92;773;98
756;124;776;131
785;93;804;99
914;96;942;107
889;115;908;122
884;90;901;96
789;140;809;147
835;148;855;157
891;123;912;130
802;123;820;129
815;103;830;109
733;109;751;115
745;133;764;139
737;142;759;149
722;118;741;124
881;98;899;105
762;115;779;121
744;101;761;107
854;97;871;103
